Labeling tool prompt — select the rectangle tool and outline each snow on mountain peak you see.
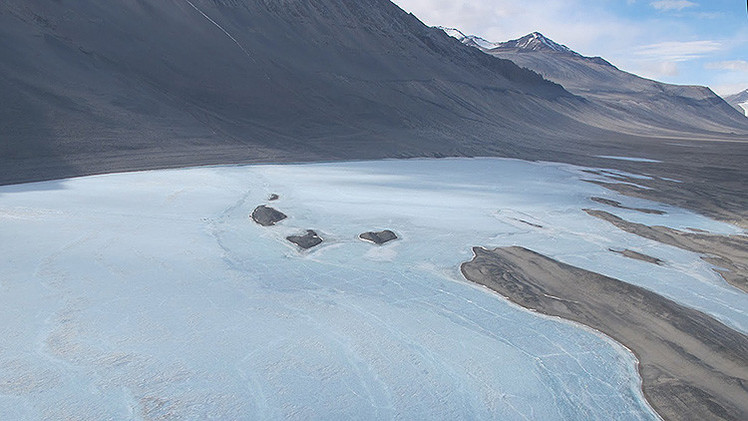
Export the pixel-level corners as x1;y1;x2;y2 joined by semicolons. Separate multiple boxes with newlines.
510;32;574;53
438;27;577;56
437;26;500;50
437;26;616;68
723;89;748;117
438;27;467;40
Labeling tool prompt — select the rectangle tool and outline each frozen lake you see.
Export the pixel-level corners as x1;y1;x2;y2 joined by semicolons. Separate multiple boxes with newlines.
0;158;744;419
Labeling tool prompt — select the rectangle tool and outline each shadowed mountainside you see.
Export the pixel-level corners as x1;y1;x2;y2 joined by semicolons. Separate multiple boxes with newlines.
1;1;747;226
1;0;581;183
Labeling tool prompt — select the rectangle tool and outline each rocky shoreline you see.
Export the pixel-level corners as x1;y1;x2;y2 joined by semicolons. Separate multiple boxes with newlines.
586;209;748;293
461;246;748;421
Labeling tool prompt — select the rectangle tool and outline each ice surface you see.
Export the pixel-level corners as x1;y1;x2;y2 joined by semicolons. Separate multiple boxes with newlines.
0;158;744;419
578;168;738;235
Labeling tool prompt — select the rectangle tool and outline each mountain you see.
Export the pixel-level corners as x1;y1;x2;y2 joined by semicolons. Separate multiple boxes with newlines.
444;29;748;135
492;32;577;55
1;0;747;214
724;90;748;116
1;0;588;184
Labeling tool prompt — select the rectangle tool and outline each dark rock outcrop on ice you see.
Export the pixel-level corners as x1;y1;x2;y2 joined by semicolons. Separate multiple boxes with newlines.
287;230;323;249
251;205;287;226
359;230;398;245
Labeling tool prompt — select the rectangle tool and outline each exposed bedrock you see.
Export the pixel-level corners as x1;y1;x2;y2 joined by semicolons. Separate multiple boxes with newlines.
358;230;398;245
251;205;287;227
286;230;323;249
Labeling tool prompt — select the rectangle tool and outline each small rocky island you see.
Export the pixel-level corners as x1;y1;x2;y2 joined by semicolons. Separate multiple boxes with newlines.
359;230;398;245
609;248;664;265
251;205;287;226
287;230;323;249
268;194;279;201
590;197;666;215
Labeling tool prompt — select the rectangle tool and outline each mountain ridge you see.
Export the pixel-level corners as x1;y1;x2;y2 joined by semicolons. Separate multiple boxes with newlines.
494;32;575;54
724;89;748;116
1;0;747;228
489;32;614;67
2;0;586;184
442;28;747;135
436;27;500;50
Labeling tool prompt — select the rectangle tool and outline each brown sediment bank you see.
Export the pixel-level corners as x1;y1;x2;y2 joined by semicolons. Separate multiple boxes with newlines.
590;196;666;215
461;246;748;421
585;209;748;293
609;248;663;265
581;172;748;232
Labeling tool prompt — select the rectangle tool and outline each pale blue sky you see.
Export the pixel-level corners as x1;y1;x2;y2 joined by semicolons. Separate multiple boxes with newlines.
393;0;748;96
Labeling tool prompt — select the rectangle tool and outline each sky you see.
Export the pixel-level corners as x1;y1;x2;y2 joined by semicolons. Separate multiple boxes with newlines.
391;0;748;96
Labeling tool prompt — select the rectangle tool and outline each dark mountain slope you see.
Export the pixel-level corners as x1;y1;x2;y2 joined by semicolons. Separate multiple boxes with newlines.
0;0;594;183
1;1;747;226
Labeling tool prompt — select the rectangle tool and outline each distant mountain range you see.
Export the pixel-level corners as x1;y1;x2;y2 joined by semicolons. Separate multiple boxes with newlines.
724;90;748;116
442;28;748;134
1;0;747;186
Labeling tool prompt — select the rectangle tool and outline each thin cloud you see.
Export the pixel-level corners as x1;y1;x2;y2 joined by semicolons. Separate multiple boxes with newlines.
705;60;748;72
636;61;680;80
712;83;748;96
635;40;723;62
650;0;697;11
654;62;679;76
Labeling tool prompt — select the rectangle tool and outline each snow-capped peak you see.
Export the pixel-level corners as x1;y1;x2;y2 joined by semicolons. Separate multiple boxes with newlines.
726;88;748;102
437;26;500;50
501;32;575;54
438;27;467;40
723;89;748;117
438;27;577;55
436;27;614;66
